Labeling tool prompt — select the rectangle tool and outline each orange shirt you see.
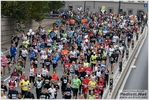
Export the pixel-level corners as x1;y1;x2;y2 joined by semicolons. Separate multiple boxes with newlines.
70;19;75;24
61;50;69;55
51;75;59;81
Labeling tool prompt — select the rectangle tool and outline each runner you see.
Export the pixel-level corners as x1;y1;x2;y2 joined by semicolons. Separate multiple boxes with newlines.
19;76;30;97
9;43;17;64
24;87;34;99
34;75;43;99
64;83;73;99
21;47;28;69
82;75;90;99
1;80;8;93
8;87;18;99
29;64;36;87
72;75;81;99
43;71;52;89
60;73;69;98
1;55;8;77
48;84;57;99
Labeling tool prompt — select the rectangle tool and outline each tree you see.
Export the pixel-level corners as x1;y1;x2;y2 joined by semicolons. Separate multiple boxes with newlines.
1;1;64;32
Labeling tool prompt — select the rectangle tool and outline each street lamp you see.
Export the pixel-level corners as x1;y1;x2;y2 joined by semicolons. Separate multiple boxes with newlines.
118;1;121;14
84;1;86;12
31;31;35;46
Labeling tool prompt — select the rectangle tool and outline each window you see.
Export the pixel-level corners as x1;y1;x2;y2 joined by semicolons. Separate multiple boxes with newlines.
99;7;101;12
118;9;123;14
109;9;113;13
128;10;133;15
138;0;144;2
128;0;134;2
86;8;90;11
68;6;73;10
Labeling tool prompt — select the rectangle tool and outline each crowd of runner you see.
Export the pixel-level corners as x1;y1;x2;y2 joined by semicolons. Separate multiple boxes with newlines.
1;9;147;99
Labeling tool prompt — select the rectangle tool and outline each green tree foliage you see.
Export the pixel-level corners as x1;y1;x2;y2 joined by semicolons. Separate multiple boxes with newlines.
1;1;64;32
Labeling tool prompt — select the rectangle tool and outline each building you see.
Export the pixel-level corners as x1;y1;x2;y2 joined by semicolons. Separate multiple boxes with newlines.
62;1;148;15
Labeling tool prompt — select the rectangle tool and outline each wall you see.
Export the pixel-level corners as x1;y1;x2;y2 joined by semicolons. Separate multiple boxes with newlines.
1;17;59;44
64;1;147;15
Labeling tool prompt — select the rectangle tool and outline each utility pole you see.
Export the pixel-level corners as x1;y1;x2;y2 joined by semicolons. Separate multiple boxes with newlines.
119;1;121;14
84;1;86;12
94;1;95;9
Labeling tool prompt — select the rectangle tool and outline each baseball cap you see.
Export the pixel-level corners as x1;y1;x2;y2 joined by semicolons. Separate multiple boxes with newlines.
37;75;41;78
85;75;88;77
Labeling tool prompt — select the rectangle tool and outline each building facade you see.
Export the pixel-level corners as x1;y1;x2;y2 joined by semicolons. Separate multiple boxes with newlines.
62;1;148;15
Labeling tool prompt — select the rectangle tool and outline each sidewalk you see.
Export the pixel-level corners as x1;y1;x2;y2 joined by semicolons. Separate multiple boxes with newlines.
1;20;57;54
1;41;11;53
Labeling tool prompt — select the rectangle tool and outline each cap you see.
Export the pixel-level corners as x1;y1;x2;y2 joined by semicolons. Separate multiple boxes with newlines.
85;75;88;77
37;75;41;78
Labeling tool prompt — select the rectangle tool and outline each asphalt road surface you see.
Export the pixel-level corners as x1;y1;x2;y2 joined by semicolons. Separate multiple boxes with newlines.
123;33;148;90
3;48;121;99
2;28;143;99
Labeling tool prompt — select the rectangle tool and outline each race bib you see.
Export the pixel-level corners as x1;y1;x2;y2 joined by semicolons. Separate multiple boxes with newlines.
95;93;98;97
53;60;57;64
46;62;50;65
30;71;34;76
66;91;71;95
86;71;90;75
45;80;49;84
35;61;38;64
37;84;41;88
64;66;68;69
84;84;87;88
24;84;28;87
63;79;67;84
74;83;78;86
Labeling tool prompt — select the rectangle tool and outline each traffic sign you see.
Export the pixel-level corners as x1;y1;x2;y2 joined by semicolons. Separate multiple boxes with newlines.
102;5;106;10
144;4;148;8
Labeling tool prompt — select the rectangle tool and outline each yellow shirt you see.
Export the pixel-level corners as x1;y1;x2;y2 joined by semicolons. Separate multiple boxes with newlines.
88;81;96;90
19;80;30;91
91;55;97;64
84;62;89;67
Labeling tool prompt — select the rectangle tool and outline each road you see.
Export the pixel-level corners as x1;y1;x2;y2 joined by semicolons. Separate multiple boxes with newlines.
2;46;121;99
123;34;148;90
115;27;148;99
2;26;143;99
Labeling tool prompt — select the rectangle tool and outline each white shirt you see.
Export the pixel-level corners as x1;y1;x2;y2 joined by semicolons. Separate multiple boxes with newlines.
61;38;67;43
48;88;56;99
47;49;52;56
112;35;119;43
119;46;124;54
40;50;46;56
58;45;63;51
96;70;101;77
41;55;47;63
42;68;48;76
21;49;28;57
69;51;76;58
90;75;96;81
109;48;114;56
46;39;53;46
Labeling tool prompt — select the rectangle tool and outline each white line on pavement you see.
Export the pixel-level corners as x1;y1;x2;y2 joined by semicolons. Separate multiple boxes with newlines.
4;76;10;82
